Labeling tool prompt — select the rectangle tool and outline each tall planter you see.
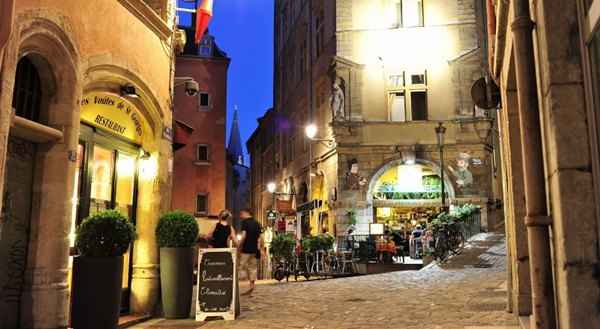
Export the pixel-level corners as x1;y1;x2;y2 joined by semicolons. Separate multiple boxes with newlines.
156;211;199;319
70;210;136;329
160;248;194;318
71;256;123;329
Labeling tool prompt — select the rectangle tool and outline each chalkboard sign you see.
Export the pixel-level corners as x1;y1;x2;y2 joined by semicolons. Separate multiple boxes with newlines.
196;248;238;321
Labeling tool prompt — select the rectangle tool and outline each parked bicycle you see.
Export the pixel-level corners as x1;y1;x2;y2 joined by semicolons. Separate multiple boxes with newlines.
431;213;465;261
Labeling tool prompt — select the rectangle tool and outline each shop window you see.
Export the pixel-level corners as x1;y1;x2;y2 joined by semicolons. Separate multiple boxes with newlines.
196;193;208;216
12;56;42;122
196;144;210;162
198;92;210;110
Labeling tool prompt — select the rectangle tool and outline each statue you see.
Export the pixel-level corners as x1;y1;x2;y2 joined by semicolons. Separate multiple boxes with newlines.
345;159;367;190
330;77;345;121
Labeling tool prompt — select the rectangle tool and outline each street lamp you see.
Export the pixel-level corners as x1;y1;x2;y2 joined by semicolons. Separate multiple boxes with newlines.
435;122;447;208
305;123;318;140
267;181;276;194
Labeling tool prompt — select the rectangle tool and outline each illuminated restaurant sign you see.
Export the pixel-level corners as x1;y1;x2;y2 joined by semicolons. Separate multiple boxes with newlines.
81;92;144;144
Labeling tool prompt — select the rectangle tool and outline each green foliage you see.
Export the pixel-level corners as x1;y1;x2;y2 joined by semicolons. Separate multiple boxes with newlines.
155;210;199;248
270;233;296;261
422;175;441;191
301;234;335;253
375;191;441;200
346;209;357;225
76;210;136;257
453;203;479;220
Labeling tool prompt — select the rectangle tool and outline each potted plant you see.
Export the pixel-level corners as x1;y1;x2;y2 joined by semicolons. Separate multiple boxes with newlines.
156;210;199;318
71;210;136;329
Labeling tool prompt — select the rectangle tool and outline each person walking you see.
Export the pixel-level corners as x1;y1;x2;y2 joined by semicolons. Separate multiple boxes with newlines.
207;210;237;248
237;209;262;296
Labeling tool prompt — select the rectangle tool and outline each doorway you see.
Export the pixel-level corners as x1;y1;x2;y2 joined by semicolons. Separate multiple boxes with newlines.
72;124;139;313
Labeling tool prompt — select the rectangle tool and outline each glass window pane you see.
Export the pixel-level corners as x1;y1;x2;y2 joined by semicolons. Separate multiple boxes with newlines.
403;0;424;27
411;91;428;120
115;153;135;218
197;194;208;214
69;144;85;247
90;146;114;215
199;93;209;107
390;92;406;122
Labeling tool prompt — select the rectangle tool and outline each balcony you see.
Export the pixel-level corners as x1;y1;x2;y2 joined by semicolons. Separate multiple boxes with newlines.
332;118;494;147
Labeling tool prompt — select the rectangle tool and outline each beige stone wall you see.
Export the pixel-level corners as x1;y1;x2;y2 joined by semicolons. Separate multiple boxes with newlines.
531;1;599;327
0;1;176;327
493;0;600;327
337;0;485;121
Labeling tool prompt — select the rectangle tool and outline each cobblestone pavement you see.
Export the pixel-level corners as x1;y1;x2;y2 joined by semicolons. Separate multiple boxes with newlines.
132;233;518;329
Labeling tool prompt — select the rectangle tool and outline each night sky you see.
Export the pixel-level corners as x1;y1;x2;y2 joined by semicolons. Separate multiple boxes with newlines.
178;0;274;159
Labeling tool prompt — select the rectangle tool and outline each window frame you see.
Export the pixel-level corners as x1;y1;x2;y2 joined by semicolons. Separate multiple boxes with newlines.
386;70;428;121
195;144;210;163
198;92;210;111
401;0;424;28
195;193;209;216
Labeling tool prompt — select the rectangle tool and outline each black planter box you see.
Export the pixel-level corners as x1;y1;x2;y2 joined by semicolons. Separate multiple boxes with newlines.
71;256;123;329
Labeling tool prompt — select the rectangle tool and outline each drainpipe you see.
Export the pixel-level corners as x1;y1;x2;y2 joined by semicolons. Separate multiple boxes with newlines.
511;1;556;328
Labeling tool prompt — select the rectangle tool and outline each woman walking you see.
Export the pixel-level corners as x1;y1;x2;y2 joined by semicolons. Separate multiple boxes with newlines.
207;210;237;248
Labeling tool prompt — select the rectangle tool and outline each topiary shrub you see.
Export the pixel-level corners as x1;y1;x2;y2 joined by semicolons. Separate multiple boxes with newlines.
76;210;136;257
156;210;199;248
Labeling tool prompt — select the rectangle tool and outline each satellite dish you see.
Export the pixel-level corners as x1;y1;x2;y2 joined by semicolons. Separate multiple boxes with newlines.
471;77;500;110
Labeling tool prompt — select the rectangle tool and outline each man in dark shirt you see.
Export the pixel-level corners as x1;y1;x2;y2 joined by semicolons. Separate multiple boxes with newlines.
238;209;262;296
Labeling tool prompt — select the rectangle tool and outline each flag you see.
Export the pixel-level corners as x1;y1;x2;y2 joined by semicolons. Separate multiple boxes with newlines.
195;0;213;44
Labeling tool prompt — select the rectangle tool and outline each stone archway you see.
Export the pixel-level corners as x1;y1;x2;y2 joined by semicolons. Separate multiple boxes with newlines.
366;158;456;204
0;14;81;329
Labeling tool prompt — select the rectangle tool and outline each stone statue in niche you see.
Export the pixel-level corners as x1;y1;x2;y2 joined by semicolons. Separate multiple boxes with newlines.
345;159;367;190
448;152;474;188
330;77;346;121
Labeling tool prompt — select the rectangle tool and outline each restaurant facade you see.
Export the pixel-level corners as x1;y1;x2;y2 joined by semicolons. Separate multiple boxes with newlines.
0;1;180;328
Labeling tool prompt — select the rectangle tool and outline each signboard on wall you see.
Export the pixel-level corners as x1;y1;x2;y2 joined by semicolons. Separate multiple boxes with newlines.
81;92;145;144
196;248;239;321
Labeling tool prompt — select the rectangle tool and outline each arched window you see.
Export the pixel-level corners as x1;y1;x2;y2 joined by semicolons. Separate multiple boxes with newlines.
12;56;42;122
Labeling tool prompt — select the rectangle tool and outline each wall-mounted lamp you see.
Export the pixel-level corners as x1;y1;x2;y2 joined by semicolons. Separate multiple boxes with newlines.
120;85;139;98
304;123;335;148
140;149;151;160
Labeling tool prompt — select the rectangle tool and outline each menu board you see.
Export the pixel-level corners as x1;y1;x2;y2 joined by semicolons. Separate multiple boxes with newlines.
196;248;238;321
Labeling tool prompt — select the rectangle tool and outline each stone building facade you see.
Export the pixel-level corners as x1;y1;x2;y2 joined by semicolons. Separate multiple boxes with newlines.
248;0;501;240
490;0;600;328
171;31;230;221
0;1;179;328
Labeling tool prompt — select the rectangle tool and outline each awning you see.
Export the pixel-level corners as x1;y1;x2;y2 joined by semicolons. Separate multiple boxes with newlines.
173;119;194;151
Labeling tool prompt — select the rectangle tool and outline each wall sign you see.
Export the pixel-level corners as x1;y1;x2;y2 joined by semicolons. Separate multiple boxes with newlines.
196;248;238;322
81;92;145;144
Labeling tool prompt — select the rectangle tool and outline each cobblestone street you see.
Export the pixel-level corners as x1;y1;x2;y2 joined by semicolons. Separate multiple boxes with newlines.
132;233;518;329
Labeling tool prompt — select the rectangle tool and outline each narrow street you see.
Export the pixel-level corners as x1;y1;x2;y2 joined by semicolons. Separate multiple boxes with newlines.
133;233;518;329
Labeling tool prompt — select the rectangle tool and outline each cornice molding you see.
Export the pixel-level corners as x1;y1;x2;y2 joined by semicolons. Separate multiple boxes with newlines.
118;0;172;41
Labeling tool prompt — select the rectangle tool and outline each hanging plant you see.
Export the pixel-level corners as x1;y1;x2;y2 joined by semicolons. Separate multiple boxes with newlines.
346;209;357;225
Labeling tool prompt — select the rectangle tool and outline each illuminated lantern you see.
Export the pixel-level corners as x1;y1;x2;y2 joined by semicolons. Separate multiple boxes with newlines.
195;0;213;44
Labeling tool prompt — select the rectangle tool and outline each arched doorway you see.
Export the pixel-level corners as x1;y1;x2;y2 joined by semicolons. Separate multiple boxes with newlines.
366;159;455;263
0;55;50;329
